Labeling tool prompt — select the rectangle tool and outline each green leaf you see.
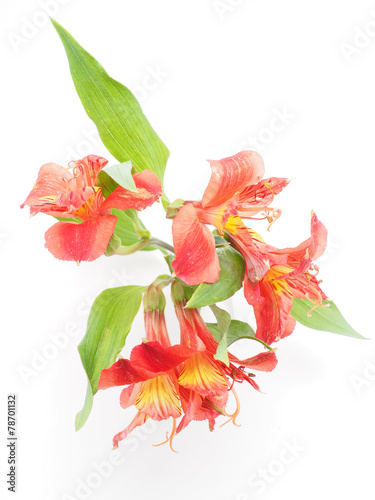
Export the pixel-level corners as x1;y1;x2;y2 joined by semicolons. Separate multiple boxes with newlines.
101;161;136;192
210;305;231;366
112;209;148;245
75;380;93;431
76;285;146;430
291;299;366;339
96;170;119;198
54;216;82;223
51;19;169;185
207;319;273;350
186;246;245;308
214;234;230;246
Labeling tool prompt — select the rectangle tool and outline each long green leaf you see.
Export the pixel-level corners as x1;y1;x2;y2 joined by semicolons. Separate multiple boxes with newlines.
291;298;365;339
51;19;169;184
186;246;245;308
76;285;146;429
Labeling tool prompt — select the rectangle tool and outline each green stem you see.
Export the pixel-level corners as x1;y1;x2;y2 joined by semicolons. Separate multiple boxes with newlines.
148;238;175;254
108;235;174;256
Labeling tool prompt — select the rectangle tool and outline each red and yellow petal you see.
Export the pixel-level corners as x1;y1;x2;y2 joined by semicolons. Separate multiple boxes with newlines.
178;351;228;397
225;216;270;284
44;214;117;263
172;204;220;285
249;273;296;344
202;151;265;208
135;373;181;420
100;169;162;211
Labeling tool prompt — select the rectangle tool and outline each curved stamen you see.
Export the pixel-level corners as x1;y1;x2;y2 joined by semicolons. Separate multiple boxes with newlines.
264;208;282;231
153;418;178;453
220;388;241;428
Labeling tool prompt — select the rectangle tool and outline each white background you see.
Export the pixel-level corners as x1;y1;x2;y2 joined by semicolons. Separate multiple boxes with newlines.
1;0;375;499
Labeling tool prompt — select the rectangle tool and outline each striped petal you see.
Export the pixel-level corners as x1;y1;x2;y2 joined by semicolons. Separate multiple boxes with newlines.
225;216;270;284
135;374;181;420
112;412;148;449
20;162;73;215
172;204;220;285
100;169;162;211
229;350;278;372
44;214;117;263
98;341;196;390
202;151;265;208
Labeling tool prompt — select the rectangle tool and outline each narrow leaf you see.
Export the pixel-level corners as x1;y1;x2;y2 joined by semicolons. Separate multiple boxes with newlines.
186;246;245;308
210;305;231;366
51;19;169;184
76;285;146;429
291;299;366;339
75;380;93;431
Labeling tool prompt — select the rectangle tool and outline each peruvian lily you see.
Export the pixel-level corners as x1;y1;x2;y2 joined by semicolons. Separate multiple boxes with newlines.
98;285;196;450
241;212;328;345
171;150;289;285
171;282;278;433
21;155;162;263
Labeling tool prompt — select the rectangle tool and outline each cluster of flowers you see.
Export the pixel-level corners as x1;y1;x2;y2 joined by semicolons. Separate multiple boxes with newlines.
21;149;328;449
98;281;277;450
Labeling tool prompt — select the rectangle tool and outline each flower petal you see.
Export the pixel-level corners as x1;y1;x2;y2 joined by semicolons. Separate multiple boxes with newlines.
130;341;197;374
54;186;97;212
178;351;228;397
98;359;156;389
44;214;117;263
135;374;181;420
238;177;290;207
172;204;220;285
225;216;270;284
100;169;162;211
120;383;142;409
229;350;278;372
113;412;148;449
20;162;73;215
269;212;327;267
246;274;296;344
202;151;265;208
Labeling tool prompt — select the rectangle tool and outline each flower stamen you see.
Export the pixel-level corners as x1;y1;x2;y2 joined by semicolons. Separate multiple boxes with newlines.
220;388;241;427
153;418;178;453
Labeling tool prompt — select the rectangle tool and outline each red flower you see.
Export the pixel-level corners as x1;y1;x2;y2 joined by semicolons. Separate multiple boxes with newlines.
171;150;289;285
98;285;195;449
99;282;277;449
172;283;278;433
242;212;328;344
21;155;162;263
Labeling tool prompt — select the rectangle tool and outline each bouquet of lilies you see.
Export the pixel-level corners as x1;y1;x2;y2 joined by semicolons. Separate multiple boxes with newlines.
21;20;362;452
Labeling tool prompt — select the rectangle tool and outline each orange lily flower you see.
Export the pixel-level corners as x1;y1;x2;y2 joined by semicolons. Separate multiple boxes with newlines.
171;150;289;285
98;285;196;449
171;282;278;433
21;155;162;263
241;212;328;344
